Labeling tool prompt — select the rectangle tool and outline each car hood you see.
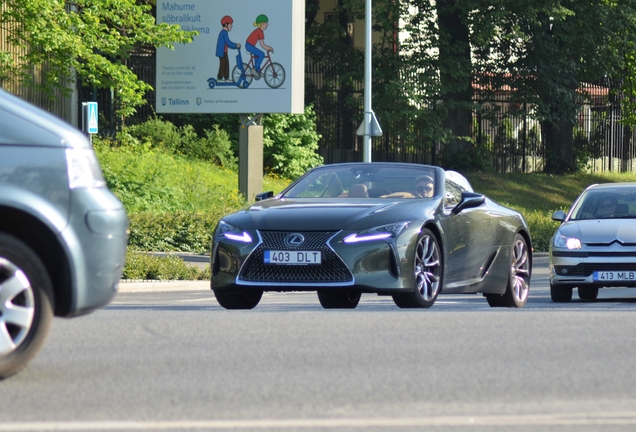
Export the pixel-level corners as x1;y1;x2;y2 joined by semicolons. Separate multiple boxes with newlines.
560;219;636;244
230;198;427;231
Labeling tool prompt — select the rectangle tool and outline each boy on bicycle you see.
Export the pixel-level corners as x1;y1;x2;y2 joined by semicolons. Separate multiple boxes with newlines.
245;14;273;80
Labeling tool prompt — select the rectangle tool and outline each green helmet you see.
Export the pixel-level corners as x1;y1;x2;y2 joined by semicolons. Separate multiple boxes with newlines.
255;14;269;24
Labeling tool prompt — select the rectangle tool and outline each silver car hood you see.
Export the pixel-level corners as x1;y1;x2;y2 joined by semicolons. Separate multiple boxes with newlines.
560;219;636;244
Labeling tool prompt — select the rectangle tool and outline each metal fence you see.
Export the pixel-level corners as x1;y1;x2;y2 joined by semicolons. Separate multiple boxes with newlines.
77;49;636;173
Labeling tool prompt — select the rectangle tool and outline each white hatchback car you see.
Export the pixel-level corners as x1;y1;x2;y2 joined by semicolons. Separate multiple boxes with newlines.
549;183;636;302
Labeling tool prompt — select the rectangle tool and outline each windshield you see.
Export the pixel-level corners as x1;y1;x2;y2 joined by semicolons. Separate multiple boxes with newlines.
570;187;636;220
283;165;437;199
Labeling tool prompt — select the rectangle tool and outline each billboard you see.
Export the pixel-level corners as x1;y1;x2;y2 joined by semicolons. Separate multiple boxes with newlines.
156;0;305;114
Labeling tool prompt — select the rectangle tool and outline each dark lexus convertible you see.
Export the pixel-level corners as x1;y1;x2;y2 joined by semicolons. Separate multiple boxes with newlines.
211;163;532;309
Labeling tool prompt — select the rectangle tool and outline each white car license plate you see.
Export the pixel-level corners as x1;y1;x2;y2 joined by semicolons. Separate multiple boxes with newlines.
264;250;322;265
593;271;636;281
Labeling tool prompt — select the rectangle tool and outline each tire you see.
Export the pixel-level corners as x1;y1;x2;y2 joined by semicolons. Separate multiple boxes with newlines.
232;64;253;85
392;228;442;308
487;234;531;308
213;289;262;310
317;290;361;309
264;63;285;89
578;286;599;301
550;283;573;302
207;78;216;89
0;233;53;380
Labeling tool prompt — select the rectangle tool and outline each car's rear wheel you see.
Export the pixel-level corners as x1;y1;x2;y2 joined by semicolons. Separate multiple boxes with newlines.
0;233;53;380
486;234;530;308
317;290;361;309
550;283;573;302
213;289;263;309
392;228;442;308
578;286;599;301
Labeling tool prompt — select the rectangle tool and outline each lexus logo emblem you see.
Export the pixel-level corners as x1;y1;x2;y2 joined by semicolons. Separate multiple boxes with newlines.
284;233;305;248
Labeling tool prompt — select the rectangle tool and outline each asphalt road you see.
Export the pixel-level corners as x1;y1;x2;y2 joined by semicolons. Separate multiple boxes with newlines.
3;256;636;431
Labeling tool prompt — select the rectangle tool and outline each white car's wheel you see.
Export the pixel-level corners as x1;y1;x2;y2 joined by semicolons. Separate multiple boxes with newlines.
550;283;573;302
578;286;599;301
0;233;53;380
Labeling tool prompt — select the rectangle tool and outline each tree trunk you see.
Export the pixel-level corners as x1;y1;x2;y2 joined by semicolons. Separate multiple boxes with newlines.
542;119;575;173
436;0;473;156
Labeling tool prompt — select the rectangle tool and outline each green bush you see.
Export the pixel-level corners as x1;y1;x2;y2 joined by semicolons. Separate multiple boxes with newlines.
128;211;220;254
263;105;323;179
108;118;237;169
123;252;210;280
523;210;561;252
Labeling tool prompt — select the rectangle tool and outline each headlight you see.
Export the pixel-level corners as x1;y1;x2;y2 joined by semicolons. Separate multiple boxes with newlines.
217;221;252;243
66;148;106;189
554;234;582;249
344;221;411;243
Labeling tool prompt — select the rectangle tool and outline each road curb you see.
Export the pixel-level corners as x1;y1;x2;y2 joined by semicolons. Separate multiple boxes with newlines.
117;280;210;292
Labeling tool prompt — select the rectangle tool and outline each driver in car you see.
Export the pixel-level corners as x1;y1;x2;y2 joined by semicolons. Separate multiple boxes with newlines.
596;196;617;218
414;175;434;198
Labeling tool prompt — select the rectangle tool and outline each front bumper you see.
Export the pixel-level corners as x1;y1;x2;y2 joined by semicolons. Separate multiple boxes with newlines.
63;188;128;316
211;227;421;294
550;249;636;287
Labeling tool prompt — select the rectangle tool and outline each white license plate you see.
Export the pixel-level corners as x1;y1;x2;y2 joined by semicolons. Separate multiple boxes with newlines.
593;271;636;281
264;250;322;265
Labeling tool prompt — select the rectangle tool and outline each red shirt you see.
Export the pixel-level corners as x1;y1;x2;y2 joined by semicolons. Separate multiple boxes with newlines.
247;28;264;46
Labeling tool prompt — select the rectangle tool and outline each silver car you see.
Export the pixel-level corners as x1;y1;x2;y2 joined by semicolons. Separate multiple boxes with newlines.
549;183;636;302
0;89;128;379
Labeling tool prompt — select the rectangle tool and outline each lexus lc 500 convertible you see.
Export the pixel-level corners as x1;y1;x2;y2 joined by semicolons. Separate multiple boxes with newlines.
211;163;532;309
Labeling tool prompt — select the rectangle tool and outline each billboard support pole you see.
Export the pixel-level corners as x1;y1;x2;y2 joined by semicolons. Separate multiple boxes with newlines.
239;114;264;202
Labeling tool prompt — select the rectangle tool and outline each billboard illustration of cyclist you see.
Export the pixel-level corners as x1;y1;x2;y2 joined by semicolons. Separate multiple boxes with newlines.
156;0;304;114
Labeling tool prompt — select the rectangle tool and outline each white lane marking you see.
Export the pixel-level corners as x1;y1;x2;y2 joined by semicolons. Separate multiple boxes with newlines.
4;412;636;430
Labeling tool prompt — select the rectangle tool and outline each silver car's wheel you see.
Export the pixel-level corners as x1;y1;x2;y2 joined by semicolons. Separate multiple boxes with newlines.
550;283;573;302
488;234;531;308
317;290;361;309
213;289;262;310
578;286;599;301
393;228;442;308
0;234;53;380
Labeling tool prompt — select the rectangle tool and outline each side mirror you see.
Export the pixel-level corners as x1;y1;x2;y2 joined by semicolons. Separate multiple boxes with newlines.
551;210;567;222
452;192;486;214
255;191;274;202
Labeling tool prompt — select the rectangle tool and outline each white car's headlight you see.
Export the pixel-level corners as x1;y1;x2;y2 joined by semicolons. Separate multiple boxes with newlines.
344;221;411;243
66;148;106;189
218;221;252;243
554;234;582;249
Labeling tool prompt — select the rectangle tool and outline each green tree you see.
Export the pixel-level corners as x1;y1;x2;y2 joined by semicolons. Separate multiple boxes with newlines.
0;0;194;117
472;1;636;173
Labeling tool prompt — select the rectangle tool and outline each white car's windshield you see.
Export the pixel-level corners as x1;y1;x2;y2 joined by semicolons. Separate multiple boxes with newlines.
283;165;437;199
570;187;636;220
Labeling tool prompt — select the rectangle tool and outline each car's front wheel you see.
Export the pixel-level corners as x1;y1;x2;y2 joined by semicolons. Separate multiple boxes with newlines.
317;290;361;309
213;289;263;309
0;233;53;380
550;283;573;302
486;234;530;308
393;228;442;308
578;286;599;301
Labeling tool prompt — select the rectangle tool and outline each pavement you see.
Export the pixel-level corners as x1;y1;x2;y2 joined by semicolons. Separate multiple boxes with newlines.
118;253;549;293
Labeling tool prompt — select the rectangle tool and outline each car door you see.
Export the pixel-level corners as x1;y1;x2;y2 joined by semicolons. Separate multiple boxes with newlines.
439;179;497;292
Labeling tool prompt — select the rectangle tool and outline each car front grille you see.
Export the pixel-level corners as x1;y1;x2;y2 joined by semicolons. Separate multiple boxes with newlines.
239;231;353;284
